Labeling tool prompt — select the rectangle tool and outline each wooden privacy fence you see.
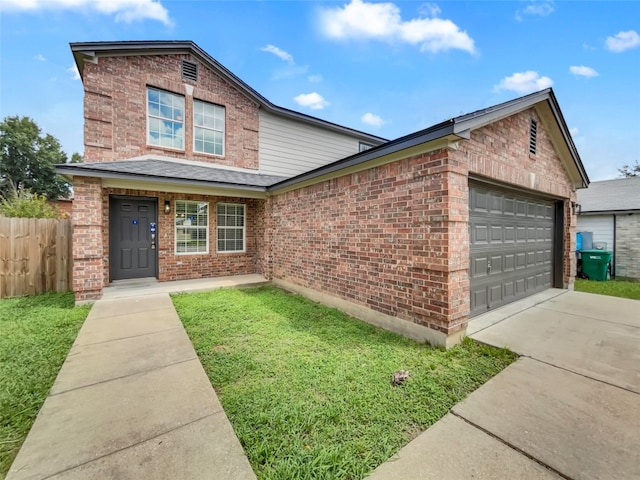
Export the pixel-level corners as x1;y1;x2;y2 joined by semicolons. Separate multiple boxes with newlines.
0;218;73;298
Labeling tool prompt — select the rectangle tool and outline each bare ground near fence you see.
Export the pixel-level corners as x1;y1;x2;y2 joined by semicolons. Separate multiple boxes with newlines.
0;218;72;298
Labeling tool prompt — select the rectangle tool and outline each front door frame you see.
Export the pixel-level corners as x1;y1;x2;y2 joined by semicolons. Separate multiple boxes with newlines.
109;195;159;282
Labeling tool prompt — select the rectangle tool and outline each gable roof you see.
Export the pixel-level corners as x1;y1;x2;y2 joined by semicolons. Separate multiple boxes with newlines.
58;88;590;195
577;177;640;214
70;40;387;145
270;88;589;191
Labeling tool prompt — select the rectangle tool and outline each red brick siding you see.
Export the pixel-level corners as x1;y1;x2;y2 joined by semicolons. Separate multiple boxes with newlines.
82;54;259;169
268;149;466;335
72;177;104;301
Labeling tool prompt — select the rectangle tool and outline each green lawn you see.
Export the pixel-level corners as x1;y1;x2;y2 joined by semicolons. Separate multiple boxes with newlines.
575;278;640;300
0;292;90;478
173;286;516;480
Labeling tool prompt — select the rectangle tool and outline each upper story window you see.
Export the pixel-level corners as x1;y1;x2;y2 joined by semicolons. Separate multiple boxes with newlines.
147;87;185;150
194;100;225;156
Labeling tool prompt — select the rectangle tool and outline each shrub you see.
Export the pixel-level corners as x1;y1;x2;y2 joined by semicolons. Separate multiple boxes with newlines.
0;189;60;219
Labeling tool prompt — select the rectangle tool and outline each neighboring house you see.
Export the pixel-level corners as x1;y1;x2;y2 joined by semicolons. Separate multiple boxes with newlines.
577;177;640;280
57;41;589;347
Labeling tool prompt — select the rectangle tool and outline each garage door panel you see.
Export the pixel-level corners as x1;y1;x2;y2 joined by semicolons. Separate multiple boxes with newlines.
490;225;502;241
470;183;555;316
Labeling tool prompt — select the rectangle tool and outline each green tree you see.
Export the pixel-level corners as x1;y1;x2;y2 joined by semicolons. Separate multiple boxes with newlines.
0;116;71;200
618;160;640;178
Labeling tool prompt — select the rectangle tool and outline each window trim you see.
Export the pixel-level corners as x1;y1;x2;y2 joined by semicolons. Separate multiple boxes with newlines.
216;202;246;254
174;200;209;255
193;98;226;157
147;86;185;151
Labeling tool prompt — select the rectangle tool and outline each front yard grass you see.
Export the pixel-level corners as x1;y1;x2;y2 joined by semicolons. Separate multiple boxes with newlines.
575;278;640;300
0;292;90;478
173;286;516;480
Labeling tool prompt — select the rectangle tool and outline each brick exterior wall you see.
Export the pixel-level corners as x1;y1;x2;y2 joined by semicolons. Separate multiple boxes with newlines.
615;213;640;280
266;108;577;341
267;149;468;336
72;177;104;301
81;54;259;169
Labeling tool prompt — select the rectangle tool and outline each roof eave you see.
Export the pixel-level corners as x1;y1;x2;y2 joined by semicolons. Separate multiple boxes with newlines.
55;165;268;193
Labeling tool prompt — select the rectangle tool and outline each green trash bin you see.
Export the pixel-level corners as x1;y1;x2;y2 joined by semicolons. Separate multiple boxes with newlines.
580;250;613;281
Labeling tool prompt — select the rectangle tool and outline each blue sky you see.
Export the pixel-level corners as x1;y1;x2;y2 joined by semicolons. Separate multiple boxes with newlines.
1;0;638;181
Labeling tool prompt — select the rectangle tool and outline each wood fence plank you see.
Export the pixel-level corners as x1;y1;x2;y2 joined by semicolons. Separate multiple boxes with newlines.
0;218;73;298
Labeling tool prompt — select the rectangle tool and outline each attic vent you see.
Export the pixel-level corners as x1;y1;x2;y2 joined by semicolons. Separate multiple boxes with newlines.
182;60;198;82
529;118;538;155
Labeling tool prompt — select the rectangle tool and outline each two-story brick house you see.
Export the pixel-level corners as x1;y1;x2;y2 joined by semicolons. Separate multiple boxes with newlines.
58;40;589;347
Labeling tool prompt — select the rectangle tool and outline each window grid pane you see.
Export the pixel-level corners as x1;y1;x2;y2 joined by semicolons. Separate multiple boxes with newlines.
175;200;208;254
194;99;225;156
217;203;245;252
148;88;185;150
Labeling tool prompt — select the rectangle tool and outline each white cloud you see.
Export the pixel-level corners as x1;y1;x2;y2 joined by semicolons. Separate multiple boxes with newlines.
418;3;441;17
67;64;81;80
361;112;384;126
34;54;46;61
606;30;640;53
260;45;294;64
515;1;554;21
494;71;553;94
570;127;579;136
318;0;475;54
0;0;172;25
294;92;329;110
569;65;598;78
308;74;323;83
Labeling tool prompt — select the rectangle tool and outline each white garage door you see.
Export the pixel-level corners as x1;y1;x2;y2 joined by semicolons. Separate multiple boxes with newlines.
469;183;555;316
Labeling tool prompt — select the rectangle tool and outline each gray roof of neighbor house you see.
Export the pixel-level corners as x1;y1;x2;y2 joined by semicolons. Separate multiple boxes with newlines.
57;157;287;192
70;40;387;145
577;177;640;214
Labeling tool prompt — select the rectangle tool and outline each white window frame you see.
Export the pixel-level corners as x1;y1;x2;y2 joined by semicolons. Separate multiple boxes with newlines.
216;203;246;253
193;99;225;156
147;87;185;150
175;200;209;255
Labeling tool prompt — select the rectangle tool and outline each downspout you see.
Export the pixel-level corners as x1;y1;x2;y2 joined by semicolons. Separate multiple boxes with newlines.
612;214;616;278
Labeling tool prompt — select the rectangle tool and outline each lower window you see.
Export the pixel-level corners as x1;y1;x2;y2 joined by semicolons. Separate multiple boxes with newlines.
175;200;208;254
217;203;245;253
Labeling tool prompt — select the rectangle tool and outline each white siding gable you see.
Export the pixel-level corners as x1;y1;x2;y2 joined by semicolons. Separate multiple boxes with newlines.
259;110;376;177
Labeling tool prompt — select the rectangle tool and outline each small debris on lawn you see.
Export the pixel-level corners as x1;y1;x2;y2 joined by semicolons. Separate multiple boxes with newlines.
391;370;410;385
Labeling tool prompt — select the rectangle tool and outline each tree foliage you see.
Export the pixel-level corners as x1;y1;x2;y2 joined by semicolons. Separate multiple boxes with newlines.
618;160;640;178
0;189;60;219
0;116;72;200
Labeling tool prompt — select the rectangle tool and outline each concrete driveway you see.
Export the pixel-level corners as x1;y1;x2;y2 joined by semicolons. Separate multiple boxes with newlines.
369;290;640;480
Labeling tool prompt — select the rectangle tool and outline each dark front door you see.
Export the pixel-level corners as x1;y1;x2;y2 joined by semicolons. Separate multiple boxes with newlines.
110;196;158;281
469;182;555;316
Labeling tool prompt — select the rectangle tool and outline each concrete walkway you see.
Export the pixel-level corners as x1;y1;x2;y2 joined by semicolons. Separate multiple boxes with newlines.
368;290;640;480
7;279;262;480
